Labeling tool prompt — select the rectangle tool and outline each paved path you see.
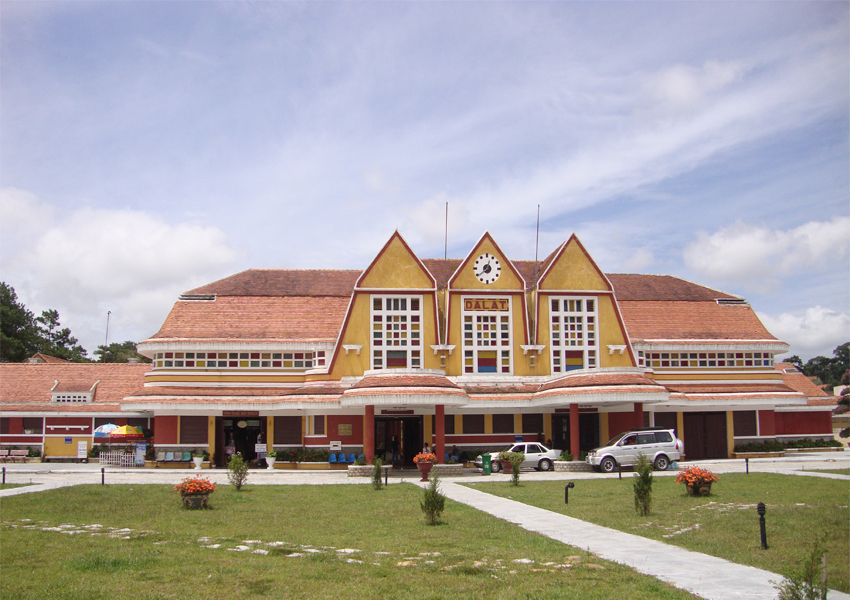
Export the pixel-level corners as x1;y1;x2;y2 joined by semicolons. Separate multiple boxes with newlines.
2;452;848;600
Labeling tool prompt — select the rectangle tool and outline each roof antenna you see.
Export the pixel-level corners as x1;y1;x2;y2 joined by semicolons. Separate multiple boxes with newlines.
534;205;540;286
444;201;448;263
104;310;111;349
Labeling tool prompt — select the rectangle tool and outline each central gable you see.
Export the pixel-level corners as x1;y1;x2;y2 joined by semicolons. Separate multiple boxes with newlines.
356;231;436;290
449;232;525;291
538;234;612;292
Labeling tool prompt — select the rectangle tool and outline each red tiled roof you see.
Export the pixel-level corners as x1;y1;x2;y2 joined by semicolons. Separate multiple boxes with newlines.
774;362;834;405
149;296;349;342
607;274;739;302
664;383;797;394
28;353;71;364
618;301;777;341
539;372;660;392
186;269;360;297
0;363;149;409
351;373;462;390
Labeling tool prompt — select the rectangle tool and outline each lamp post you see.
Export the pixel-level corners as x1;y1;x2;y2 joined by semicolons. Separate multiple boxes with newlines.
757;502;768;549
564;482;575;504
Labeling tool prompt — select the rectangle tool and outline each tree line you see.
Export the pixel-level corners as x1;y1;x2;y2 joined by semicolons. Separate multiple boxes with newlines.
0;282;150;363
787;343;849;391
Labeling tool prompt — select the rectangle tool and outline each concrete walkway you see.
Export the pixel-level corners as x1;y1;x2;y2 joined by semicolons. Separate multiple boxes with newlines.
433;480;850;600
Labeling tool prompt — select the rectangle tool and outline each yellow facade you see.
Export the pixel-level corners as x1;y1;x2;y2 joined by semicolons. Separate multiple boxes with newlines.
358;233;435;290
539;237;610;292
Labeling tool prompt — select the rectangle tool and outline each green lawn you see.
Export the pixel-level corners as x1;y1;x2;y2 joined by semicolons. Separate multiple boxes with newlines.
0;483;699;600
467;473;849;592
812;468;850;476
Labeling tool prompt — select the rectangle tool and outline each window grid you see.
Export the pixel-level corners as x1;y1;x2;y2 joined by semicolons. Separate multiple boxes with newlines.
462;298;512;374
550;297;597;373
646;351;774;368
154;351;326;370
53;394;90;403
371;295;423;370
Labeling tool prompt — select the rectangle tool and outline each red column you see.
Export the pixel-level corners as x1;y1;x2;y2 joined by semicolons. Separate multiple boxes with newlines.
570;403;580;460
634;402;643;429
435;405;445;464
364;405;375;464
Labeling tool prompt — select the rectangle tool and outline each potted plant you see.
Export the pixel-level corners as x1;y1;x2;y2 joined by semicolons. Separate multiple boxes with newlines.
144;446;156;468
174;476;216;509
675;466;719;496
413;452;437;481
191;449;205;471
266;449;277;470
499;451;525;485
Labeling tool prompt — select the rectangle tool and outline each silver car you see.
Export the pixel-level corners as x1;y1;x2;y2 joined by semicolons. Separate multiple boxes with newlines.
586;427;684;473
474;442;561;472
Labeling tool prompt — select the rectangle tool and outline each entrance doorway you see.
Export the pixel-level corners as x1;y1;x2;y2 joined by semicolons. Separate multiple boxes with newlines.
375;416;422;467
217;417;266;466
552;413;600;454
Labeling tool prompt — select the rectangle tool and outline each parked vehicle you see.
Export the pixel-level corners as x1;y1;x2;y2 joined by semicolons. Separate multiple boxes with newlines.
586;427;684;473
473;442;561;472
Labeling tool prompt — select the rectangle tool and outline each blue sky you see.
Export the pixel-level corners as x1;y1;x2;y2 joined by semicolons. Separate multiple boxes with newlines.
1;1;848;361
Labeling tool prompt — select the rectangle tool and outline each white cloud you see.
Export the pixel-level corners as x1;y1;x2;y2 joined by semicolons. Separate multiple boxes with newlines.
759;306;850;360
682;217;850;291
646;60;748;110
2;192;241;355
403;193;471;247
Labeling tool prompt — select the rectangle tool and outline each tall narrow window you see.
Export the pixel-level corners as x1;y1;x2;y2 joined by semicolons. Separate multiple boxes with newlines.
371;295;423;370
550;297;598;373
462;297;512;374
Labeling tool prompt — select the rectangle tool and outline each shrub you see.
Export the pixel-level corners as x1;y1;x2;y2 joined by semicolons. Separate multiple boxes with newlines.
354;454;366;466
773;537;828;600
420;472;445;525
559;450;573;461
372;457;384;490
499;451;525;486
633;453;653;516
27;447;41;458
227;453;249;491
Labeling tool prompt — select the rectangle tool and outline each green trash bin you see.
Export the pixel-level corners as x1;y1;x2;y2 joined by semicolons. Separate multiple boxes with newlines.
482;453;491;476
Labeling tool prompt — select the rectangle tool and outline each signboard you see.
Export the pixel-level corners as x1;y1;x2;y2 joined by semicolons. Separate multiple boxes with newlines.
224;411;260;417
464;299;509;312
338;424;353;436
135;443;146;467
77;441;88;459
65;437;72;444
255;443;267;456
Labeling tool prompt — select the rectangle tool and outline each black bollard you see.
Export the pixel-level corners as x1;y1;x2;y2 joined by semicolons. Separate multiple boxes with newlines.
2;466;5;484
757;502;768;549
746;457;749;474
564;482;575;504
618;463;622;480
101;467;105;485
385;466;389;486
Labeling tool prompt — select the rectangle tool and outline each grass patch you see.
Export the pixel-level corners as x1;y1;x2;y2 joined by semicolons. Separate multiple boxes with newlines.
813;468;849;476
467;473;849;592
0;484;30;489
0;483;700;600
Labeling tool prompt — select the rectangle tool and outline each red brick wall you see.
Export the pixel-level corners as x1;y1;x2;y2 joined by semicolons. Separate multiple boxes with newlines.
45;417;92;434
775;411;832;436
608;412;635;438
326;415;363;446
758;410;775;436
154;416;179;444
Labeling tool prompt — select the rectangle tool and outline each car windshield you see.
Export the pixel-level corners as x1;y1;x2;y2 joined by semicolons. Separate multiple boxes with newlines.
604;433;628;447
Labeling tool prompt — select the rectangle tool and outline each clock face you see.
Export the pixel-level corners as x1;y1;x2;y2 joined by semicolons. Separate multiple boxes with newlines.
473;253;501;284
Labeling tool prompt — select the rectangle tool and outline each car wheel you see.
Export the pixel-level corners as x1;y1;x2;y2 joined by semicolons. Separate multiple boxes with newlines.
491;460;501;473
538;459;553;472
653;455;669;471
600;457;617;473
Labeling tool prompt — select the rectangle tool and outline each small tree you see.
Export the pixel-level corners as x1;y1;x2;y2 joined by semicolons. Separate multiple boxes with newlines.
227;453;249;491
633;452;653;516
499;451;525;487
773;537;828;600
372;457;384;490
420;472;445;525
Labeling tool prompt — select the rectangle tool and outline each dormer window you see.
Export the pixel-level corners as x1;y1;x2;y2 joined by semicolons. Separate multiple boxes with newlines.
50;380;97;403
52;392;92;403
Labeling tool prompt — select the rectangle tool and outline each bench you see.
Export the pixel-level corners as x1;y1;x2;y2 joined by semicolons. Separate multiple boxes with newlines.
9;450;29;463
0;450;8;463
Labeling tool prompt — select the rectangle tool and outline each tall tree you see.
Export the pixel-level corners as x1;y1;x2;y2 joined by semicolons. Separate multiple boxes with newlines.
0;282;89;362
94;340;151;363
0;282;40;362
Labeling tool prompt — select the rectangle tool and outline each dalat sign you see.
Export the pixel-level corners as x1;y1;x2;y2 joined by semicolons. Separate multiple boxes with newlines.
464;299;509;311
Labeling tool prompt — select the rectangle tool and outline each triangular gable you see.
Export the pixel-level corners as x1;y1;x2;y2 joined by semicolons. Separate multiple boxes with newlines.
448;232;525;290
538;234;613;292
355;231;436;290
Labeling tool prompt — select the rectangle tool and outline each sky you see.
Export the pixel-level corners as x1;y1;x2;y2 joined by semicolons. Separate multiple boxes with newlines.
1;1;848;362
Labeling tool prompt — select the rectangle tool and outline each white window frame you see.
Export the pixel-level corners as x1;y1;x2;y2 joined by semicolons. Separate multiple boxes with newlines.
549;296;598;374
370;295;424;370
461;296;513;375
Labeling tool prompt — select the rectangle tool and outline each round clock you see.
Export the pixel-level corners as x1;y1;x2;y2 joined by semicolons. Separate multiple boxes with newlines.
473;253;501;284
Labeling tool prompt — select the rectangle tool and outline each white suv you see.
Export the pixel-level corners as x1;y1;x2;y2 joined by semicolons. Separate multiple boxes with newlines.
586;427;684;473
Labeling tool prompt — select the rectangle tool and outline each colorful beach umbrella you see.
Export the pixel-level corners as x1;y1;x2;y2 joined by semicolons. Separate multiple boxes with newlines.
93;423;118;438
109;425;144;438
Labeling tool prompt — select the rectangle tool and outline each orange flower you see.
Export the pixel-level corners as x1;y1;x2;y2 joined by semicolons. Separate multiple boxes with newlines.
413;452;437;463
675;466;719;486
174;476;216;495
